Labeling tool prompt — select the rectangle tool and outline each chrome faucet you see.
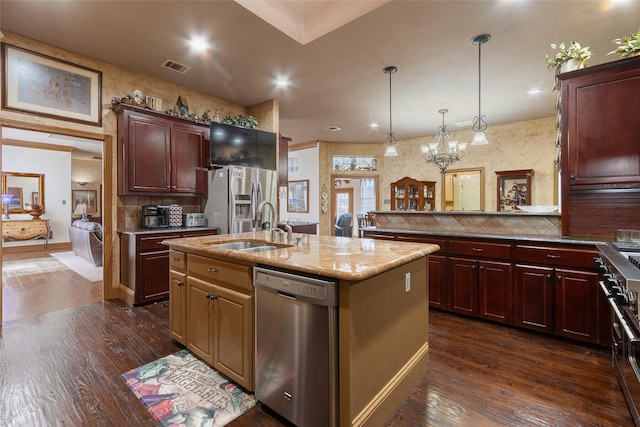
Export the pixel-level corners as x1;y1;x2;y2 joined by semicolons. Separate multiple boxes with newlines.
256;201;276;231
283;223;293;244
270;227;284;242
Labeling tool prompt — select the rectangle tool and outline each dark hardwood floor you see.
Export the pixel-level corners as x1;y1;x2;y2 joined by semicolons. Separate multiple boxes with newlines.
0;295;632;426
2;249;102;322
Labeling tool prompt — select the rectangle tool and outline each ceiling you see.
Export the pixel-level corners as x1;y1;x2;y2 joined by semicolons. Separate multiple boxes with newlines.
1;0;640;147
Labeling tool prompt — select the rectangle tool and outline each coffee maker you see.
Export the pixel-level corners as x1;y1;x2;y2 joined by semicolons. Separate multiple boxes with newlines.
141;205;169;228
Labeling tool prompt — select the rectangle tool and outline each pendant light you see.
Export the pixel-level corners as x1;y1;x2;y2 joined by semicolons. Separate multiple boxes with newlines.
470;34;491;146
383;66;398;156
422;109;467;174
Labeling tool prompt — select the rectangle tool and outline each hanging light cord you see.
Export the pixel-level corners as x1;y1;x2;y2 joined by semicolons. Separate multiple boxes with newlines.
384;66;398;145
471;34;490;133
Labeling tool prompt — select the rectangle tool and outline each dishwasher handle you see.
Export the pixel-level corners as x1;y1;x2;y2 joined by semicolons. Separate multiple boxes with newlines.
277;290;297;300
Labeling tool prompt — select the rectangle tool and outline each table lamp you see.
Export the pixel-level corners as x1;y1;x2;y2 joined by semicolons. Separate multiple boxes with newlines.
2;194;14;220
73;203;96;221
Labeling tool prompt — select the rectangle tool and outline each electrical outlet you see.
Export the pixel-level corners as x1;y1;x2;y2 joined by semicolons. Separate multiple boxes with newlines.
405;272;411;292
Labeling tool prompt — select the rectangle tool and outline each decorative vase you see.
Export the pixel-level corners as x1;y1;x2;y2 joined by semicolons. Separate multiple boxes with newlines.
560;59;584;73
29;204;43;220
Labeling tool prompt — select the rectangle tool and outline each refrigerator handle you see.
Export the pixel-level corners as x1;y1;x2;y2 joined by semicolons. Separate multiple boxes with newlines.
256;181;264;229
250;181;257;230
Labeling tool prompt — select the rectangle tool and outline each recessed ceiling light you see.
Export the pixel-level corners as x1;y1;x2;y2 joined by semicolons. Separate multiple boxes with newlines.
528;89;543;95
327;126;342;132
370;122;379;129
275;78;290;87
189;36;209;53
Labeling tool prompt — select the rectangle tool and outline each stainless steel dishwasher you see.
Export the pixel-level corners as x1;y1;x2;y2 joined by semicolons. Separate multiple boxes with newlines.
254;266;338;427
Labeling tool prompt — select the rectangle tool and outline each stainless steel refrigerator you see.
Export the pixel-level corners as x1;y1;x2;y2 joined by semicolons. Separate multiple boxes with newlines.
204;165;278;234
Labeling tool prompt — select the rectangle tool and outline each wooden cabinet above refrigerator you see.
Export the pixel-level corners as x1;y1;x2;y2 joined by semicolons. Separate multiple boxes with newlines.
114;104;208;196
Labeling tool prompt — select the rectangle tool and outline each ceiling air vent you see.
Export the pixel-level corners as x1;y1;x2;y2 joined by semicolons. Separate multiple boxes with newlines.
162;60;191;74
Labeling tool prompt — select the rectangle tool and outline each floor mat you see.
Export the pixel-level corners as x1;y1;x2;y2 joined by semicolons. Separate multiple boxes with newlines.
122;349;257;426
49;251;102;282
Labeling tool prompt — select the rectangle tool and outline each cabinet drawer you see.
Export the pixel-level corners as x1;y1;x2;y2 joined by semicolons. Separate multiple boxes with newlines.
449;240;512;260
187;254;253;292
169;250;186;271
138;233;182;252
515;245;597;269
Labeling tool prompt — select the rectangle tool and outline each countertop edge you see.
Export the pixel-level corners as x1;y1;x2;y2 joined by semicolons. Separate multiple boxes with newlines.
162;233;438;281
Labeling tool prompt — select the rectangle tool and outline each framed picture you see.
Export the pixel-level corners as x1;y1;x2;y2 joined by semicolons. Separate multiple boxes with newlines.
1;43;102;126
7;186;23;210
287;180;309;213
72;189;98;217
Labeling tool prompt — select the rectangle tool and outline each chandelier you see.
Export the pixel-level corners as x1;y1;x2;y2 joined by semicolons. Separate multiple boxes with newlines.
422;109;467;174
383;65;398;157
470;33;491;145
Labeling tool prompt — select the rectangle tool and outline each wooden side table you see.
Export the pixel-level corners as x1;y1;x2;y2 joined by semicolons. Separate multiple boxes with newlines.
2;219;51;249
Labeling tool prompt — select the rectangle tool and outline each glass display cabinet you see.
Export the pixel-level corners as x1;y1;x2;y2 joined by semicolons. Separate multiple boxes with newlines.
390;177;436;211
496;169;533;211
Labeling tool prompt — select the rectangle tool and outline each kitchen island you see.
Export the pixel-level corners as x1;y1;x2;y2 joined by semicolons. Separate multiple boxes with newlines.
163;231;438;427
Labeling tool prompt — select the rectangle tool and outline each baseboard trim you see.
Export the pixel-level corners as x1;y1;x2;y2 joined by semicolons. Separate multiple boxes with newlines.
352;342;430;427
2;242;71;254
117;284;135;307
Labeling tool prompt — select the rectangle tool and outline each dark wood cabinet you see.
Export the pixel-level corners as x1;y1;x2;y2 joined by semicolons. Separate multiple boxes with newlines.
115;104;208;196
554;267;600;342
558;56;640;239
515;244;604;344
448;240;513;324
390;177;436;211
363;229;607;345
514;264;555;333
120;229;217;305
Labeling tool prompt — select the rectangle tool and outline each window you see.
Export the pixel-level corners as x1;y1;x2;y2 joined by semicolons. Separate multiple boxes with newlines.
288;157;299;172
332;156;377;171
360;179;376;213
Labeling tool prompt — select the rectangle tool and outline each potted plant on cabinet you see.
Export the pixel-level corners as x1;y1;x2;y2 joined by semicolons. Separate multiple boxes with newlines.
545;41;592;74
608;28;640;59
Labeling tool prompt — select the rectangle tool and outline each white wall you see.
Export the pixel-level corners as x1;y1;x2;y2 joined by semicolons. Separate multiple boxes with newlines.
281;146;320;223
2;145;72;246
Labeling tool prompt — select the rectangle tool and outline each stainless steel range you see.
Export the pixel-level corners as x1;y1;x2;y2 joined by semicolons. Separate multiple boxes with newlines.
596;243;640;425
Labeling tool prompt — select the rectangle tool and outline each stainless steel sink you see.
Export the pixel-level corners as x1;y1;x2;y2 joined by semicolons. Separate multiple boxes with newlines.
214;241;270;250
239;245;278;253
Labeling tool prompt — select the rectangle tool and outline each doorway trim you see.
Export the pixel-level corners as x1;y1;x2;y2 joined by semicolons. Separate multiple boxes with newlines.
0;118;113;324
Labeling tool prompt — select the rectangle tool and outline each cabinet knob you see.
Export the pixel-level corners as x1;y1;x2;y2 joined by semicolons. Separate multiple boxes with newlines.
570;175;575;180
206;293;218;300
557;275;562;281
207;267;217;273
479;265;485;271
546;274;552;279
546;254;561;259
177;281;184;287
472;248;484;252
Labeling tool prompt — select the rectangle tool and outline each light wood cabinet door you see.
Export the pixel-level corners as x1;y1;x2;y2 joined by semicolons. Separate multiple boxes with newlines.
213;285;253;390
169;270;187;345
187;277;215;364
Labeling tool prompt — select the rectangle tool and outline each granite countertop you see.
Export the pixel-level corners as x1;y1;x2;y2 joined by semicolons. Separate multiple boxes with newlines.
361;226;604;246
118;226;219;235
162;230;438;281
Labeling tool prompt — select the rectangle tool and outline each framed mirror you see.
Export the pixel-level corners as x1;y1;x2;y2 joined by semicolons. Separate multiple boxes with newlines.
496;169;533;211
1;172;45;214
442;167;484;211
